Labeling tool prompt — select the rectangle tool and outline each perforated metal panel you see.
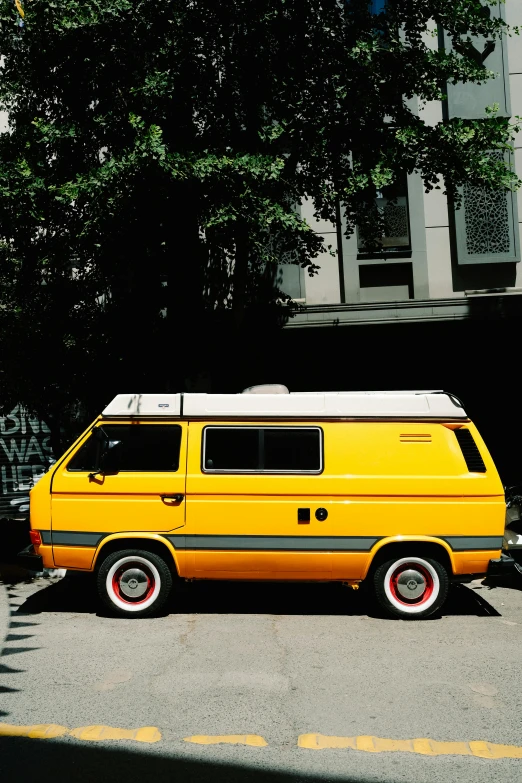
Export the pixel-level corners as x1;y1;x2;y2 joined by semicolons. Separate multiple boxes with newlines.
454;152;519;265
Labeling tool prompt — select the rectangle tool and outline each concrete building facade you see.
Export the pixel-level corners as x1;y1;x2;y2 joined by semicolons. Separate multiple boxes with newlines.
281;0;522;330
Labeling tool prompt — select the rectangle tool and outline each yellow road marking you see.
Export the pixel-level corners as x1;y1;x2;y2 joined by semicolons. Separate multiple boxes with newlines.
0;724;68;740
68;726;161;743
298;733;522;759
0;723;160;743
1;724;521;758
185;734;268;747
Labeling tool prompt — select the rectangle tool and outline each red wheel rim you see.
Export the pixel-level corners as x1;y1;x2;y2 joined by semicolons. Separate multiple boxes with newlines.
112;562;156;605
388;562;434;607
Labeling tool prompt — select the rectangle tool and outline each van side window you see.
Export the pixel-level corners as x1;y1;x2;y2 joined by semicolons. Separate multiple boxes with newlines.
264;428;321;471
67;425;182;472
66;435;101;472
202;428;259;471
203;427;322;473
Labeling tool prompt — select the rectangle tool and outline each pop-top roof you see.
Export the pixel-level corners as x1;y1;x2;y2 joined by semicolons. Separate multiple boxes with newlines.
102;391;468;419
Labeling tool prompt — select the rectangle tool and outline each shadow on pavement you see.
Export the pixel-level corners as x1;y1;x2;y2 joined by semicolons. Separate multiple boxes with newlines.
0;518;30;563
0;736;382;783
4;571;502;619
0;564;43;717
483;572;522;593
0;519;510;620
443;583;501;617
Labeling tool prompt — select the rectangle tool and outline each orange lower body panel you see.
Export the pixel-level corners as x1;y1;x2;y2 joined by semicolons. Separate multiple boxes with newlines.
38;544;55;569
50;544;499;581
53;545;96;570
187;549;498;581
452;550;499;576
192;550;332;579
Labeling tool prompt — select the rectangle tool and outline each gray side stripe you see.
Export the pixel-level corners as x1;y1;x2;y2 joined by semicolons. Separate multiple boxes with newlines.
165;535;381;552
165;534;503;553
47;532;503;552
441;536;503;551
51;531;107;547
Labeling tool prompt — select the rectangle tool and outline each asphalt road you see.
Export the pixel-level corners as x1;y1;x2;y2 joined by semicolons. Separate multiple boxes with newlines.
1;566;522;783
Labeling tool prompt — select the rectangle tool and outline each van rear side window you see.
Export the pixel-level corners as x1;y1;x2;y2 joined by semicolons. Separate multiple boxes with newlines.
202;427;322;473
67;425;182;472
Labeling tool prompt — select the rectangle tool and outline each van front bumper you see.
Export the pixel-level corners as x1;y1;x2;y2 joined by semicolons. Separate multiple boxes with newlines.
487;553;516;576
17;545;43;572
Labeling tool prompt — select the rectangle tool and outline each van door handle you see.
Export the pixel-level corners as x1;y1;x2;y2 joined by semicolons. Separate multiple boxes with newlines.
160;494;184;503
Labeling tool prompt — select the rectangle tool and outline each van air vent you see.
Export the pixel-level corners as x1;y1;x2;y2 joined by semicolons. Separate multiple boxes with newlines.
454;429;486;473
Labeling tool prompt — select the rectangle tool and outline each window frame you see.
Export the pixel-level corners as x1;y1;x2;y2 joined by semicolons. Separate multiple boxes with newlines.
356;173;412;259
201;425;324;475
66;423;183;473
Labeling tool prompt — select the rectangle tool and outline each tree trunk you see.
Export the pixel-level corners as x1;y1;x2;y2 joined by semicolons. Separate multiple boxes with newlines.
232;221;250;329
165;185;205;391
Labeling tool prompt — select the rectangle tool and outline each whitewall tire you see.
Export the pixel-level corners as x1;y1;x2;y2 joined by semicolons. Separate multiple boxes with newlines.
97;549;173;618
373;555;449;620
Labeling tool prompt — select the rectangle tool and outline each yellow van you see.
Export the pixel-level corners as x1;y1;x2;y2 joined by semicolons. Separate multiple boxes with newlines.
19;388;511;620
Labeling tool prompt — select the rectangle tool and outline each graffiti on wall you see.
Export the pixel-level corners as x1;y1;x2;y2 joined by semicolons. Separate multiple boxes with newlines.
0;406;55;517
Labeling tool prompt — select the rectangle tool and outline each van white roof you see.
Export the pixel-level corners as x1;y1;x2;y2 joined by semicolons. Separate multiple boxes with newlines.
102;391;468;419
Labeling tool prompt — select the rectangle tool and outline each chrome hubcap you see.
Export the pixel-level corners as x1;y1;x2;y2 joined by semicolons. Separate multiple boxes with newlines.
396;569;426;600
118;567;149;598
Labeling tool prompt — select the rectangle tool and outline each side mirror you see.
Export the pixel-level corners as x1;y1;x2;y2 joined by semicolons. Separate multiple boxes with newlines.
99;440;123;474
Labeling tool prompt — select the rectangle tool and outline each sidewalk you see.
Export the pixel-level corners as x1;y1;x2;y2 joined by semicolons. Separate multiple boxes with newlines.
0;567;10;650
1;518;34;641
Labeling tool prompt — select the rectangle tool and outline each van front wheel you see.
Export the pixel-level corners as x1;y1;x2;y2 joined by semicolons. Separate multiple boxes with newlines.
97;549;173;618
373;555;449;620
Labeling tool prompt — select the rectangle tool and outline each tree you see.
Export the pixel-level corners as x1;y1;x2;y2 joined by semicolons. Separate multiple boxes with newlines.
0;0;519;447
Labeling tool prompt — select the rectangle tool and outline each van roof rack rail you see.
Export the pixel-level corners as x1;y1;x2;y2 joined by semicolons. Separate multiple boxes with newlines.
102;391;468;420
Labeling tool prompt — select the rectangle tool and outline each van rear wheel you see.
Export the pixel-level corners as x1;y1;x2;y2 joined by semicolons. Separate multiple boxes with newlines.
373;555;449;620
97;549;173;618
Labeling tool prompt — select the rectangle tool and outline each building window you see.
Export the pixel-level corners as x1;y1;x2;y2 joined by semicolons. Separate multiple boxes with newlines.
370;0;387;13
357;177;411;257
358;263;413;302
276;264;305;302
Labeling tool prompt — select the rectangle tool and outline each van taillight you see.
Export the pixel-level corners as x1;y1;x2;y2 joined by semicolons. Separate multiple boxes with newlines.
29;530;42;547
